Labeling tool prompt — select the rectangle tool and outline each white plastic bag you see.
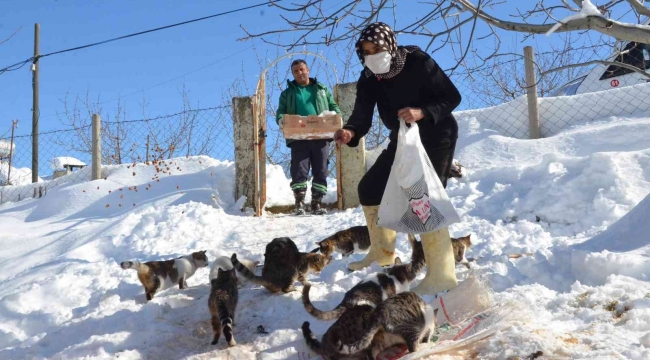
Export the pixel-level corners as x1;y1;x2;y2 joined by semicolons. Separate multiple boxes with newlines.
318;110;337;116
377;120;460;233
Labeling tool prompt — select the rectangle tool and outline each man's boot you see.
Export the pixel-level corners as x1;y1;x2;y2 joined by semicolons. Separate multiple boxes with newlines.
311;192;327;215
293;190;306;216
347;205;396;271
411;227;458;295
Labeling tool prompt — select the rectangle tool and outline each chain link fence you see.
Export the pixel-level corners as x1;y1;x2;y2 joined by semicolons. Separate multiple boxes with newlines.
4;50;648;206
1;106;233;205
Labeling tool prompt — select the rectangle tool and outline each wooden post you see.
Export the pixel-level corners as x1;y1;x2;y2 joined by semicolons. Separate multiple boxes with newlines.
334;82;366;209
256;74;267;211
251;93;261;216
92;114;101;180
32;23;40;183
146;134;150;165
7;120;18;185
524;46;541;139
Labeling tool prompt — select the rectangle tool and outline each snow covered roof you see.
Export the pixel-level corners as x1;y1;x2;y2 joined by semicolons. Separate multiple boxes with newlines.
50;156;86;171
0;139;15;158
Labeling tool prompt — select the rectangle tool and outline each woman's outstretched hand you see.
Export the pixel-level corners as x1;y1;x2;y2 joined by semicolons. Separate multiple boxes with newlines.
397;107;424;123
334;129;355;145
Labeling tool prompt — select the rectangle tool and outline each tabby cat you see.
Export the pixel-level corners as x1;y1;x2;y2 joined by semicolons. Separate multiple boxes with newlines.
208;266;238;346
120;250;208;301
303;234;424;321
337;292;437;355
311;225;371;257
452;234;472;269
231;237;332;293
302;304;395;360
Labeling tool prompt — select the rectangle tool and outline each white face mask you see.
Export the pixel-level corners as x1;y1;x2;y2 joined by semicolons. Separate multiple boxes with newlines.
364;51;392;74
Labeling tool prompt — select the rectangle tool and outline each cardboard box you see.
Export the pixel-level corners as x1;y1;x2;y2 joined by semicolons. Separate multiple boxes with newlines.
282;114;342;140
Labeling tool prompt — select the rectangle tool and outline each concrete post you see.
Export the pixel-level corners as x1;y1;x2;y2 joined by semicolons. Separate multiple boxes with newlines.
334;82;366;209
233;96;257;212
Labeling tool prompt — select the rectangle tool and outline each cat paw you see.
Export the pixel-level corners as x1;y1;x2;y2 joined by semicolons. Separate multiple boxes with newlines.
228;340;237;347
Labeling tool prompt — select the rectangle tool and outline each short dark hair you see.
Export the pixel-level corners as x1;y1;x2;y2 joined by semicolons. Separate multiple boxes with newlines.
291;59;307;69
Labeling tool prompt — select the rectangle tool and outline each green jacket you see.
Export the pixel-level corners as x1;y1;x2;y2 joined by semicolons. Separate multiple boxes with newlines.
276;77;342;147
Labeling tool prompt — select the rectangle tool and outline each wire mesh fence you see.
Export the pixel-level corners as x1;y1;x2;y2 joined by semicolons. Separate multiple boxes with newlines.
0;106;234;205
4;57;649;206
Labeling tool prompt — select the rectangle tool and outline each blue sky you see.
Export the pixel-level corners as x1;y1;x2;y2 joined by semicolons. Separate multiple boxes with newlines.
1;0;587;137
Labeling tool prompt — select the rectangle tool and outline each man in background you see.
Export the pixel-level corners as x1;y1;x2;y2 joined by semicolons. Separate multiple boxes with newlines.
276;59;341;215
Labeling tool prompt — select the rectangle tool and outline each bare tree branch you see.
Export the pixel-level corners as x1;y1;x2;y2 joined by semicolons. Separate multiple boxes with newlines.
454;0;650;44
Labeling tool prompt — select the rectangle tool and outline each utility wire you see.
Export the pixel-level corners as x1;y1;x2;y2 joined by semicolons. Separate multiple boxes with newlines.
34;44;256;120
0;0;278;75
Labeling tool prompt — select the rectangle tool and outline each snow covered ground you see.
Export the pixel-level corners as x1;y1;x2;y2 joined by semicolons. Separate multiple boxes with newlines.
1;110;650;359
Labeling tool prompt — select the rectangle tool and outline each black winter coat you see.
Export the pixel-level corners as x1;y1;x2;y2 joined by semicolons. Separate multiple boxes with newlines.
343;50;461;152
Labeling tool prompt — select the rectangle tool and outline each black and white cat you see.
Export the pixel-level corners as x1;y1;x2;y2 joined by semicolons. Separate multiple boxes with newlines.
120;250;208;301
303;234;424;320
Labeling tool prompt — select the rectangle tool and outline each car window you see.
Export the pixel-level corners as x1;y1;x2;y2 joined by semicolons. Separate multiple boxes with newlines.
600;42;650;80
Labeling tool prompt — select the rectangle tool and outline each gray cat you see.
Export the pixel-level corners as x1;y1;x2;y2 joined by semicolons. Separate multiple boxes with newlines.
231;237;332;293
337;292;437;355
303;234;424;321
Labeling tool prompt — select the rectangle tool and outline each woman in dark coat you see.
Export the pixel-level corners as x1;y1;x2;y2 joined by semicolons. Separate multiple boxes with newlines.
334;22;461;295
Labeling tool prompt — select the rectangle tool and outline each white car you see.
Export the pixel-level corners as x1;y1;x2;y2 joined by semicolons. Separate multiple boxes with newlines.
551;36;650;97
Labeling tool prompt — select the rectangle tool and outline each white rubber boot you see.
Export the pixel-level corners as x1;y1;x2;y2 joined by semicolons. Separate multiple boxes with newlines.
347;205;396;271
411;227;458;295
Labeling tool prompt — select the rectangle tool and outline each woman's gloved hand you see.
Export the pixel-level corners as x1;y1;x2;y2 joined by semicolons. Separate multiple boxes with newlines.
397;107;424;123
334;128;355;145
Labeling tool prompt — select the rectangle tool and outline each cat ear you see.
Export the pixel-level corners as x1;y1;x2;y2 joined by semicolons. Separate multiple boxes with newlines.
394;257;402;265
217;267;224;276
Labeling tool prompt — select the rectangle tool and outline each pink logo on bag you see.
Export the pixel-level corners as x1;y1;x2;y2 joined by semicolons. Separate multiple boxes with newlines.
409;195;431;224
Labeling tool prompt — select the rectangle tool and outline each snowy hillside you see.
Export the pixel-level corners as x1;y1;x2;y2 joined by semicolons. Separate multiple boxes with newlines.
1;111;650;359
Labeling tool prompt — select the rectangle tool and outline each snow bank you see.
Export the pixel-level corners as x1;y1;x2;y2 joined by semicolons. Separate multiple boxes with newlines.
454;82;650;139
0;162;36;186
570;192;650;286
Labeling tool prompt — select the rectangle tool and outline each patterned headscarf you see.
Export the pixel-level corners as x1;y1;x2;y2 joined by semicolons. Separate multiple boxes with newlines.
355;22;422;80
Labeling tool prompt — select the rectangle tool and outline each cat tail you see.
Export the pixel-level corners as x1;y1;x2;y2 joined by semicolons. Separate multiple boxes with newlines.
407;233;417;245
407;234;426;277
231;253;270;287
302;283;346;321
218;302;236;346
120;261;145;271
301;321;325;356
337;316;381;355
